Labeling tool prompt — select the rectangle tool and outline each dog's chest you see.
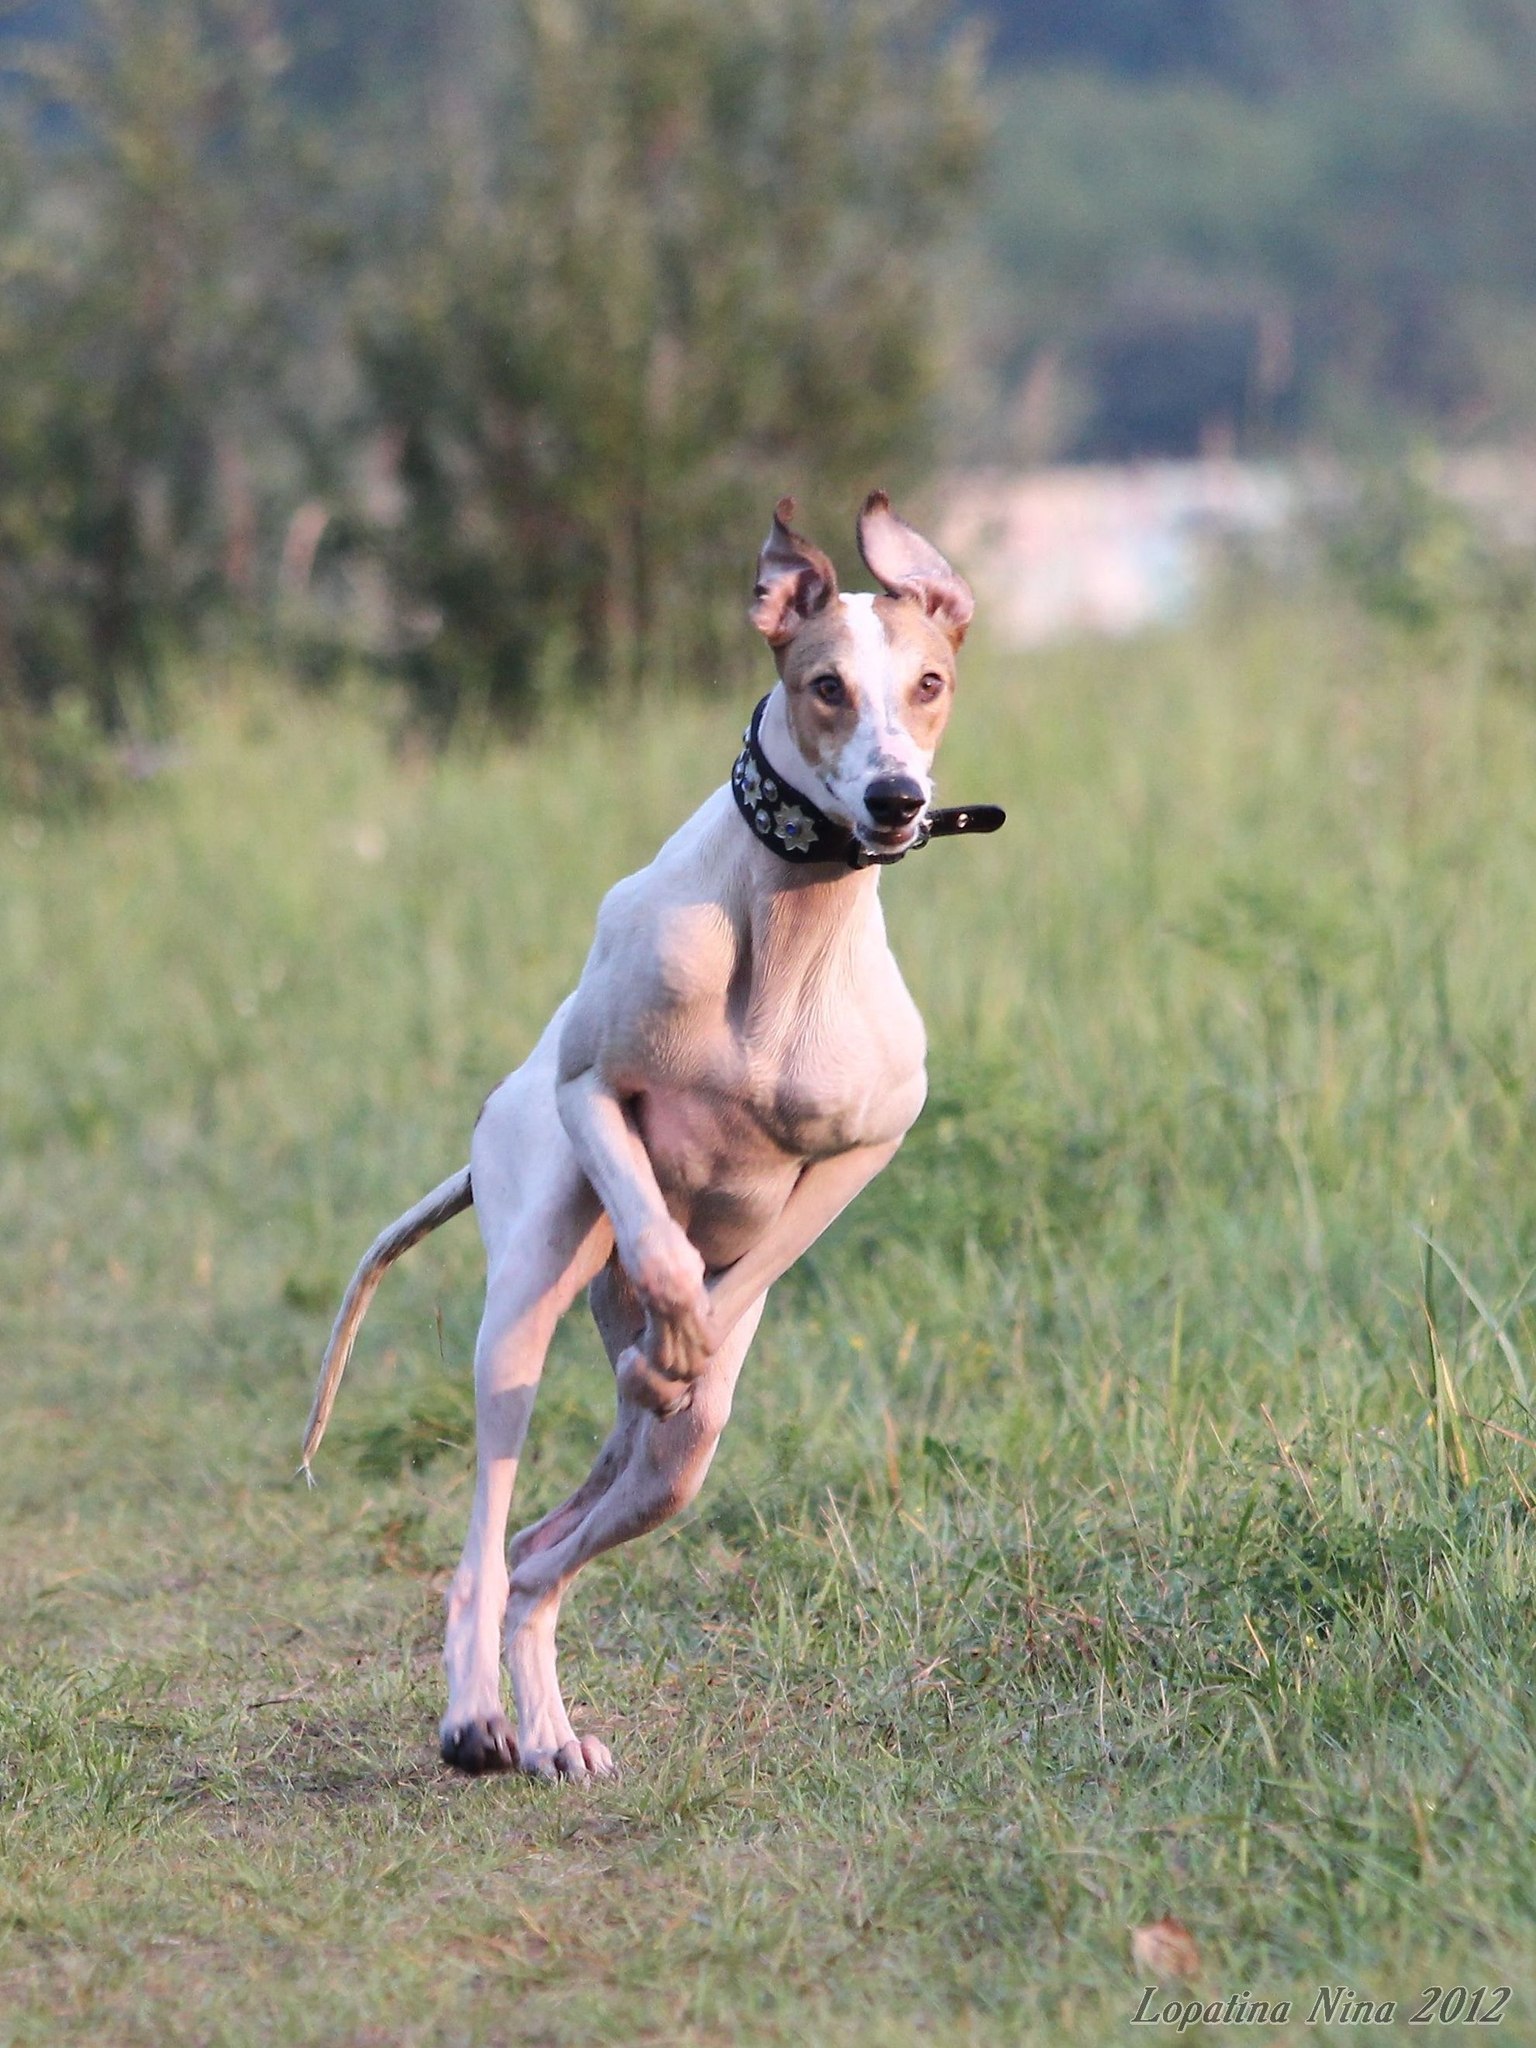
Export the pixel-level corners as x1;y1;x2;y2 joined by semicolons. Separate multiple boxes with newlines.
738;1036;903;1157
619;885;926;1220
650;955;924;1165
635;1041;916;1261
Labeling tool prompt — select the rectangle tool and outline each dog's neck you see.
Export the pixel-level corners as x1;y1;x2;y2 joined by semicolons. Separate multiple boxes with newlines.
719;688;884;1012
716;696;870;965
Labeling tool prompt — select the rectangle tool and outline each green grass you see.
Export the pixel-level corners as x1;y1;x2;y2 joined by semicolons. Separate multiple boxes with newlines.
5;599;1536;2044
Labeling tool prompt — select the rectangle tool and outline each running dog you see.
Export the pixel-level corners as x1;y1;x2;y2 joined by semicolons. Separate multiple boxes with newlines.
301;493;1001;1780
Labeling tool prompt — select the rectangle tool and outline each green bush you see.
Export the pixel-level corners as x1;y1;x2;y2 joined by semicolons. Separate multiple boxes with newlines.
0;0;330;797
351;0;982;725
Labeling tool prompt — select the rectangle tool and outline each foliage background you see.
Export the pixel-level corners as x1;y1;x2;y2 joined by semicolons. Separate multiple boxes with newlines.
7;0;1536;768
0;0;981;755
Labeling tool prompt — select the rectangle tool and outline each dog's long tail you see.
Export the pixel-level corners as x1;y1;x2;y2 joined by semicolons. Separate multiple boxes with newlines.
299;1165;475;1480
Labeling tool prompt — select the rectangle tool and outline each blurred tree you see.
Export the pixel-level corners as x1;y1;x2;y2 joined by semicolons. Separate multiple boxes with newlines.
0;0;332;799
350;0;982;725
977;0;1536;460
12;0;1536;779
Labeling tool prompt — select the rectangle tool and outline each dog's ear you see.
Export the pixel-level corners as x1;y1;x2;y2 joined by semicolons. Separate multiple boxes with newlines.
750;497;839;646
856;490;974;646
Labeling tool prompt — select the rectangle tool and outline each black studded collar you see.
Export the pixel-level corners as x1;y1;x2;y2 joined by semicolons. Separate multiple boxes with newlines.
729;695;1005;870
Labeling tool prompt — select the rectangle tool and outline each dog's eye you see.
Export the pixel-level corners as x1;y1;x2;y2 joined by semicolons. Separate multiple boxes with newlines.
810;673;845;707
915;672;946;701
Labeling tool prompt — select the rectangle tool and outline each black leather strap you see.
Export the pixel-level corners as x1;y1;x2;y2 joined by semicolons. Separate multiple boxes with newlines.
925;803;1008;843
729;696;1005;870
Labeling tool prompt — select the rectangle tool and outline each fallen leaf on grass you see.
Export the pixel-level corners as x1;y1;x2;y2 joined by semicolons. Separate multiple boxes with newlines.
1130;1916;1201;1984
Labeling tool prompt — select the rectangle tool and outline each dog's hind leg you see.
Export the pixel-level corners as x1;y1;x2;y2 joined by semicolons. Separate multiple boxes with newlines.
439;1059;611;1775
496;1257;641;1570
501;1290;767;1781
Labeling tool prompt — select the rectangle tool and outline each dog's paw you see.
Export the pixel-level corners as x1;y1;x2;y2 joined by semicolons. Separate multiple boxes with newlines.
616;1343;694;1417
626;1221;708;1331
519;1735;618;1785
440;1712;518;1775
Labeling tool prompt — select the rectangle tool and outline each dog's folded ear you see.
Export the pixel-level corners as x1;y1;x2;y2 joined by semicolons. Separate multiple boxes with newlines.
856;490;974;646
750;497;839;647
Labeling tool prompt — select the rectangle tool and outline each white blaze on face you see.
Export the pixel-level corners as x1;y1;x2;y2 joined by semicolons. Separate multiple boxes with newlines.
822;593;934;827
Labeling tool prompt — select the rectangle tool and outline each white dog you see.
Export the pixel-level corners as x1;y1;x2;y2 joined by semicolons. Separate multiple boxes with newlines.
302;493;1001;1780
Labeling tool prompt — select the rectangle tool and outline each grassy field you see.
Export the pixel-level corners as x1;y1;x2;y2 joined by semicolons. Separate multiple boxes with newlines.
5;595;1536;2044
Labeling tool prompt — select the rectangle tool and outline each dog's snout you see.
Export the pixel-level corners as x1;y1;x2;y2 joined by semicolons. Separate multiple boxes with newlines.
864;775;925;830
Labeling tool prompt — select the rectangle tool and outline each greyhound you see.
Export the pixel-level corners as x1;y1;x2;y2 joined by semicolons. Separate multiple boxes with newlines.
301;492;1002;1781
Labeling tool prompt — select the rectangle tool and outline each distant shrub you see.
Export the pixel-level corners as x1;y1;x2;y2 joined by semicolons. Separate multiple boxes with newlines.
0;0;330;802
349;0;982;727
0;693;121;813
1329;465;1486;639
1327;459;1536;690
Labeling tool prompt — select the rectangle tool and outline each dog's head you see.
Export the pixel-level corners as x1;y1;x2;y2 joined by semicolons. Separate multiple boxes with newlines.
749;492;974;858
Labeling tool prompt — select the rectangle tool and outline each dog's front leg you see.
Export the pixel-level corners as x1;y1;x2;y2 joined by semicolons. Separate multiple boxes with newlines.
702;1139;903;1355
617;1138;904;1416
555;1067;712;1379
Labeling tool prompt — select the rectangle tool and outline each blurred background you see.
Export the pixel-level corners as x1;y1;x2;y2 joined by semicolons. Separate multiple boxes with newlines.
4;0;1536;795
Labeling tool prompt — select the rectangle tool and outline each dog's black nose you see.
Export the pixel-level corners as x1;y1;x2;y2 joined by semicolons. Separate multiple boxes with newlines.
864;775;926;830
